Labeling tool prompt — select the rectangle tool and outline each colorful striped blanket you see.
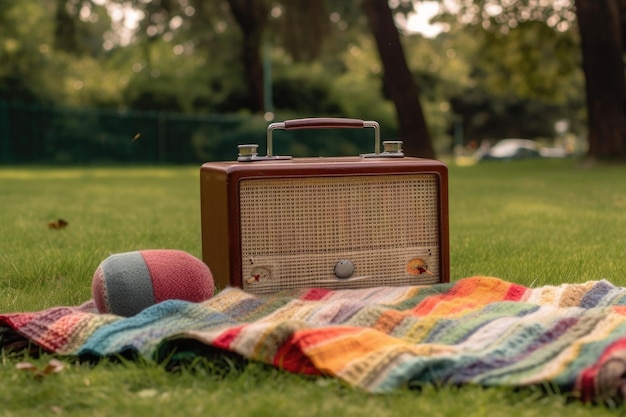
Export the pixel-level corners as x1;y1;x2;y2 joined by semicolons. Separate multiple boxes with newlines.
2;276;626;402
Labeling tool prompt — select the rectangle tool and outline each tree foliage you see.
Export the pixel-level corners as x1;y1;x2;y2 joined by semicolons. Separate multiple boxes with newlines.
440;0;625;160
1;0;611;159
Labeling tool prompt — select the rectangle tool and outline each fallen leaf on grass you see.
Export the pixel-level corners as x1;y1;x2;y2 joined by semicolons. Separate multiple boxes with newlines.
15;362;37;371
48;219;69;229
16;359;65;379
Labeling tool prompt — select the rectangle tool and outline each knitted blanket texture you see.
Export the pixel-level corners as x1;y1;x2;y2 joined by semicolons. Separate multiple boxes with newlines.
2;276;626;402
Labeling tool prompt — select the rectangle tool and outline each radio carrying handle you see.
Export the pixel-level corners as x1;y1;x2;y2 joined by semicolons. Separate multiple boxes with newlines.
267;118;381;157
237;117;402;161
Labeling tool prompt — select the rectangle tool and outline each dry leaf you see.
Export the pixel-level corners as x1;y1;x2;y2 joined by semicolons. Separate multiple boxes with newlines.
16;359;65;379
15;362;37;372
48;219;69;229
42;359;65;375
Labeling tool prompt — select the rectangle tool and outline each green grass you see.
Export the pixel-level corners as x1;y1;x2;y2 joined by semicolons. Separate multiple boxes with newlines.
0;167;203;311
1;160;626;416
449;159;626;287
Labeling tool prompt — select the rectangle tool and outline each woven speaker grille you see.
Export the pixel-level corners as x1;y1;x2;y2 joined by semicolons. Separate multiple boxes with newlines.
239;174;442;293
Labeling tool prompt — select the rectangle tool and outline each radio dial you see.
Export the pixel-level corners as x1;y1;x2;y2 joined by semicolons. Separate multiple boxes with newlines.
247;266;271;285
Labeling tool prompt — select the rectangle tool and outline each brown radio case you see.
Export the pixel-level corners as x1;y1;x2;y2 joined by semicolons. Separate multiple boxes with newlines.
200;118;449;294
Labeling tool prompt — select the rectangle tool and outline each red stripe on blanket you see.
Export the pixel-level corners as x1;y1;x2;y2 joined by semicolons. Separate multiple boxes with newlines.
212;325;245;350
577;337;626;402
504;283;527;301
273;333;322;375
285;326;397;376
613;306;626;315
300;288;333;301
0;312;38;329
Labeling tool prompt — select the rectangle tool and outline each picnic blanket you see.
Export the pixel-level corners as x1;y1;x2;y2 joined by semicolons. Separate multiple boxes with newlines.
2;276;626;403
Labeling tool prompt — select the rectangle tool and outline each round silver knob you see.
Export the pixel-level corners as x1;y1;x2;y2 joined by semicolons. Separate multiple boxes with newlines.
334;260;355;279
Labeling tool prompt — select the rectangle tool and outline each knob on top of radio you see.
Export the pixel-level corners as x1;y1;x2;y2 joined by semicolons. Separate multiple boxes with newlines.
383;140;403;154
237;144;258;160
236;117;404;162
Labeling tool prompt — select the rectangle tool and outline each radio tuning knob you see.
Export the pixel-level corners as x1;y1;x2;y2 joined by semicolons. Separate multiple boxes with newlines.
334;260;355;279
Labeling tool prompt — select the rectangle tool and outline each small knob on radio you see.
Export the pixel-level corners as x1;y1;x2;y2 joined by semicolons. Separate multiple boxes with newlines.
334;260;355;279
238;144;259;161
382;140;403;154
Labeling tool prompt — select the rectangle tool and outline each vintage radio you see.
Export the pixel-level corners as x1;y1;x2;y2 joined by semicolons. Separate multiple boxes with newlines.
200;118;449;294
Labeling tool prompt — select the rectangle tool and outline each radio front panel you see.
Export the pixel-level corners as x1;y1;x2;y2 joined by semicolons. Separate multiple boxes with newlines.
238;174;443;293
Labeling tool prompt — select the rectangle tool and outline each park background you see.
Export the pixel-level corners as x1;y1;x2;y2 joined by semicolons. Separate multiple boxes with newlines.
2;0;624;164
2;1;626;416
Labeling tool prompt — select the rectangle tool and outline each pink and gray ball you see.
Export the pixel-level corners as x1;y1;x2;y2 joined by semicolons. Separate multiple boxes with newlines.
92;250;214;316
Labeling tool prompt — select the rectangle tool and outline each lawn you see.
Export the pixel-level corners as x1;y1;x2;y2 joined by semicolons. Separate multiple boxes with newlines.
1;159;625;416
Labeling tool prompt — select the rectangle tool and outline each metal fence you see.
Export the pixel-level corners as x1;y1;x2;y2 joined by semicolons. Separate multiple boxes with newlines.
0;102;381;165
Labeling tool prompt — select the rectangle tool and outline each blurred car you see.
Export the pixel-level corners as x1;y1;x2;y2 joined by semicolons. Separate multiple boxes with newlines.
475;139;540;161
538;147;569;158
475;138;547;161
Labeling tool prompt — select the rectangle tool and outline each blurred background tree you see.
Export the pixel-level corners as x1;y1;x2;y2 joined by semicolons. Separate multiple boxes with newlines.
1;0;623;162
574;0;625;162
440;0;625;160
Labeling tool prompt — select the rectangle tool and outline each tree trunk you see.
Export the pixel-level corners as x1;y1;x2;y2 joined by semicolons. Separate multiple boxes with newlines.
227;0;269;113
575;0;626;161
361;0;435;158
54;0;80;54
618;0;626;52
